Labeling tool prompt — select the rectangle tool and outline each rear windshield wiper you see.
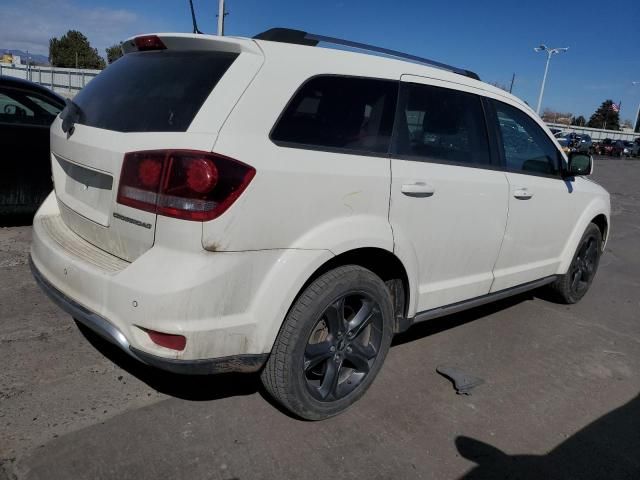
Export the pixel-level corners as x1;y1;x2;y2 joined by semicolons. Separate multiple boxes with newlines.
60;98;82;133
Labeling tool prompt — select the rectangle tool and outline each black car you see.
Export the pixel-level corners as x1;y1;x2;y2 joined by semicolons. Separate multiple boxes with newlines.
0;76;65;215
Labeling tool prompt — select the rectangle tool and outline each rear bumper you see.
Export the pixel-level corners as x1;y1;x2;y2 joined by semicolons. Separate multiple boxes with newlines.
30;257;267;374
30;192;333;369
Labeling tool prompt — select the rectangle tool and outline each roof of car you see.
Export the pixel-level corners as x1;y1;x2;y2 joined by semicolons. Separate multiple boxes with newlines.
0;75;65;105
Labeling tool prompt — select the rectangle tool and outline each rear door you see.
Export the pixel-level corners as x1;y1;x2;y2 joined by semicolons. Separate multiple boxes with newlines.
50;40;259;262
389;76;509;312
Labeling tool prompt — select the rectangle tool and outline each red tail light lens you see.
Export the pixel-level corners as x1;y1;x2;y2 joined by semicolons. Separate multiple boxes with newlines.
117;150;255;221
144;328;186;351
134;35;166;51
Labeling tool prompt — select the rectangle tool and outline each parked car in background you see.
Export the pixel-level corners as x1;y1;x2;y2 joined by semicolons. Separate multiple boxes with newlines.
595;138;624;157
30;29;610;420
556;133;592;154
0;76;65;215
622;141;638;157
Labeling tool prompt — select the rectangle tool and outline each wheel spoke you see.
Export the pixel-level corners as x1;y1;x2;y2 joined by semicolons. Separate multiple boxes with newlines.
345;342;376;373
319;359;341;400
304;341;333;371
570;268;582;291
585;240;597;260
347;301;376;339
324;298;346;335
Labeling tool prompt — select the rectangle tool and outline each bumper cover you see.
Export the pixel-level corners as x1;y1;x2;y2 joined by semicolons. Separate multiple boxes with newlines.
30;257;268;375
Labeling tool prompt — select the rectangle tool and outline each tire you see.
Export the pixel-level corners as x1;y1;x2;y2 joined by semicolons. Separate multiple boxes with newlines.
549;223;602;304
261;265;394;420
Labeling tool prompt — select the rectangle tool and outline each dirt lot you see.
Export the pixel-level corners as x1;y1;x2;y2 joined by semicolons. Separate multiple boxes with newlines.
1;157;639;480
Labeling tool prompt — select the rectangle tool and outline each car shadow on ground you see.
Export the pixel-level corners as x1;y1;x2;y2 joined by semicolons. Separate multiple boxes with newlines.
77;323;261;402
78;290;539;407
392;291;535;347
456;393;640;479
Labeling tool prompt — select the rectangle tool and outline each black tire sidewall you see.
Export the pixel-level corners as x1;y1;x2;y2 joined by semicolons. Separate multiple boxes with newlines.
561;223;603;303
283;266;394;420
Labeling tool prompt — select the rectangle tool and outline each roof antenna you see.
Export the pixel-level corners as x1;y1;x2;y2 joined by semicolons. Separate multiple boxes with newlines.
188;0;203;34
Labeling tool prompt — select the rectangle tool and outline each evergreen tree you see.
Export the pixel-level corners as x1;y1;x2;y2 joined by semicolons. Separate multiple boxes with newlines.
49;30;106;69
106;44;123;64
587;100;620;130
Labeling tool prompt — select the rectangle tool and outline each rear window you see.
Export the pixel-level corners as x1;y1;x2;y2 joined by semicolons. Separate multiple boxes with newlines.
271;76;398;154
71;50;238;132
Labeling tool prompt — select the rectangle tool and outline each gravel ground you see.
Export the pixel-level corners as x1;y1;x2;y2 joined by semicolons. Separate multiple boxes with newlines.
1;157;639;479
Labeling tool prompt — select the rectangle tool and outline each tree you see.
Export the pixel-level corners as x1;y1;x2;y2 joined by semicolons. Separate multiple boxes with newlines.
106;44;123;64
49;30;106;69
621;118;633;129
587;100;620;130
571;115;586;126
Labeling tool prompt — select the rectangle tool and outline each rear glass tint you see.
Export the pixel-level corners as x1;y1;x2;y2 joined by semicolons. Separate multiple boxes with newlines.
71;51;238;132
271;76;398;154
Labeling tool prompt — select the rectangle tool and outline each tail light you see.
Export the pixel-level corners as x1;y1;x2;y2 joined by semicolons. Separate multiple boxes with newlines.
117;150;255;221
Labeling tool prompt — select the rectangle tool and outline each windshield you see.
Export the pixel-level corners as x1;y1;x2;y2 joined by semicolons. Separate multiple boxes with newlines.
71;50;238;132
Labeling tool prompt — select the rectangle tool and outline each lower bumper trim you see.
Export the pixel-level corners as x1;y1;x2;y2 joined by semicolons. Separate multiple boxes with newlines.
30;255;269;375
130;348;268;375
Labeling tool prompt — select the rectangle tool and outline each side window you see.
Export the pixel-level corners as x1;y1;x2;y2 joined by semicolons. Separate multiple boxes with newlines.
28;95;63;117
494;101;560;176
394;83;491;166
271;76;398;154
0;92;35;124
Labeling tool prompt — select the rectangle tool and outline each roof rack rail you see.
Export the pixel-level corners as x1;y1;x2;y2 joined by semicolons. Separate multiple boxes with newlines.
253;28;480;81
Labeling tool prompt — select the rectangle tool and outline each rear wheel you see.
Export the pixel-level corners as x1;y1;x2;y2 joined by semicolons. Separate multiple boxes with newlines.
261;265;394;420
549;223;602;304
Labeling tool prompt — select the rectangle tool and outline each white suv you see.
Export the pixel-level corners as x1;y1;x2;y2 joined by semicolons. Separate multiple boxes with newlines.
31;28;610;420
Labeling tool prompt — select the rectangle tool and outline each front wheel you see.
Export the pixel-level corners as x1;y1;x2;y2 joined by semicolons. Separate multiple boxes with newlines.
549;223;602;304
261;265;394;420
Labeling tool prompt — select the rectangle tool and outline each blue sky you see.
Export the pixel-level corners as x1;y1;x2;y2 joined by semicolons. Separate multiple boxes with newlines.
2;0;639;120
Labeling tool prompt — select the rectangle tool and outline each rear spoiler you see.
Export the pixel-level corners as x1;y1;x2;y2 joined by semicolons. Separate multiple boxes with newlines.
121;33;263;56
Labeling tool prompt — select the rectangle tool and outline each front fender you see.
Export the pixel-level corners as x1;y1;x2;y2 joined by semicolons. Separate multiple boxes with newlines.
557;195;610;274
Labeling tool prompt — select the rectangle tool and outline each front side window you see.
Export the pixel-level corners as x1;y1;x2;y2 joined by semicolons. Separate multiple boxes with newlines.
271;76;398;154
494;101;560;176
393;83;491;166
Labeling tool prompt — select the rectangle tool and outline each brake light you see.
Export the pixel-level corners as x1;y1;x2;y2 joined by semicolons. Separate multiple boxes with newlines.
117;150;255;221
134;35;166;51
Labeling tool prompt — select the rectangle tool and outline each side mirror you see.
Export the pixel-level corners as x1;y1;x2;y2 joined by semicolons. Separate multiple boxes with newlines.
565;152;593;177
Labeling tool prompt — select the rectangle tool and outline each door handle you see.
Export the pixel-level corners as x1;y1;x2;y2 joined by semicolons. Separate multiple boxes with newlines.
513;188;533;200
401;182;435;198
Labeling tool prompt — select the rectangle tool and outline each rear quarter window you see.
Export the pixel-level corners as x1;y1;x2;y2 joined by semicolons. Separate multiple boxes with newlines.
271;75;398;155
71;50;238;133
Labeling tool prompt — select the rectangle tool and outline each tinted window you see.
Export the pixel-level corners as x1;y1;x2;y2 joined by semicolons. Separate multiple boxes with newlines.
271;76;398;154
494;101;560;176
394;83;491;166
0;89;59;126
71;51;238;132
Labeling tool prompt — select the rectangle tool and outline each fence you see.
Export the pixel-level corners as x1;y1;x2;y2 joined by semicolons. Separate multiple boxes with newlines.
0;63;100;98
546;122;638;142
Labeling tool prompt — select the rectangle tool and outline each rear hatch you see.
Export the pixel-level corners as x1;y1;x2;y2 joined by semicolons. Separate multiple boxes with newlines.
50;34;263;262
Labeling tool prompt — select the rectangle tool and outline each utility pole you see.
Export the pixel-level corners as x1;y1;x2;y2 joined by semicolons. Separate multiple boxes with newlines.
633;82;640;133
534;45;569;115
217;0;225;36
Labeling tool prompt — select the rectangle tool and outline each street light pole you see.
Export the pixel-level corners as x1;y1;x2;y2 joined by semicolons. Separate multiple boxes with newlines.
534;45;569;116
217;0;225;36
633;81;640;133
